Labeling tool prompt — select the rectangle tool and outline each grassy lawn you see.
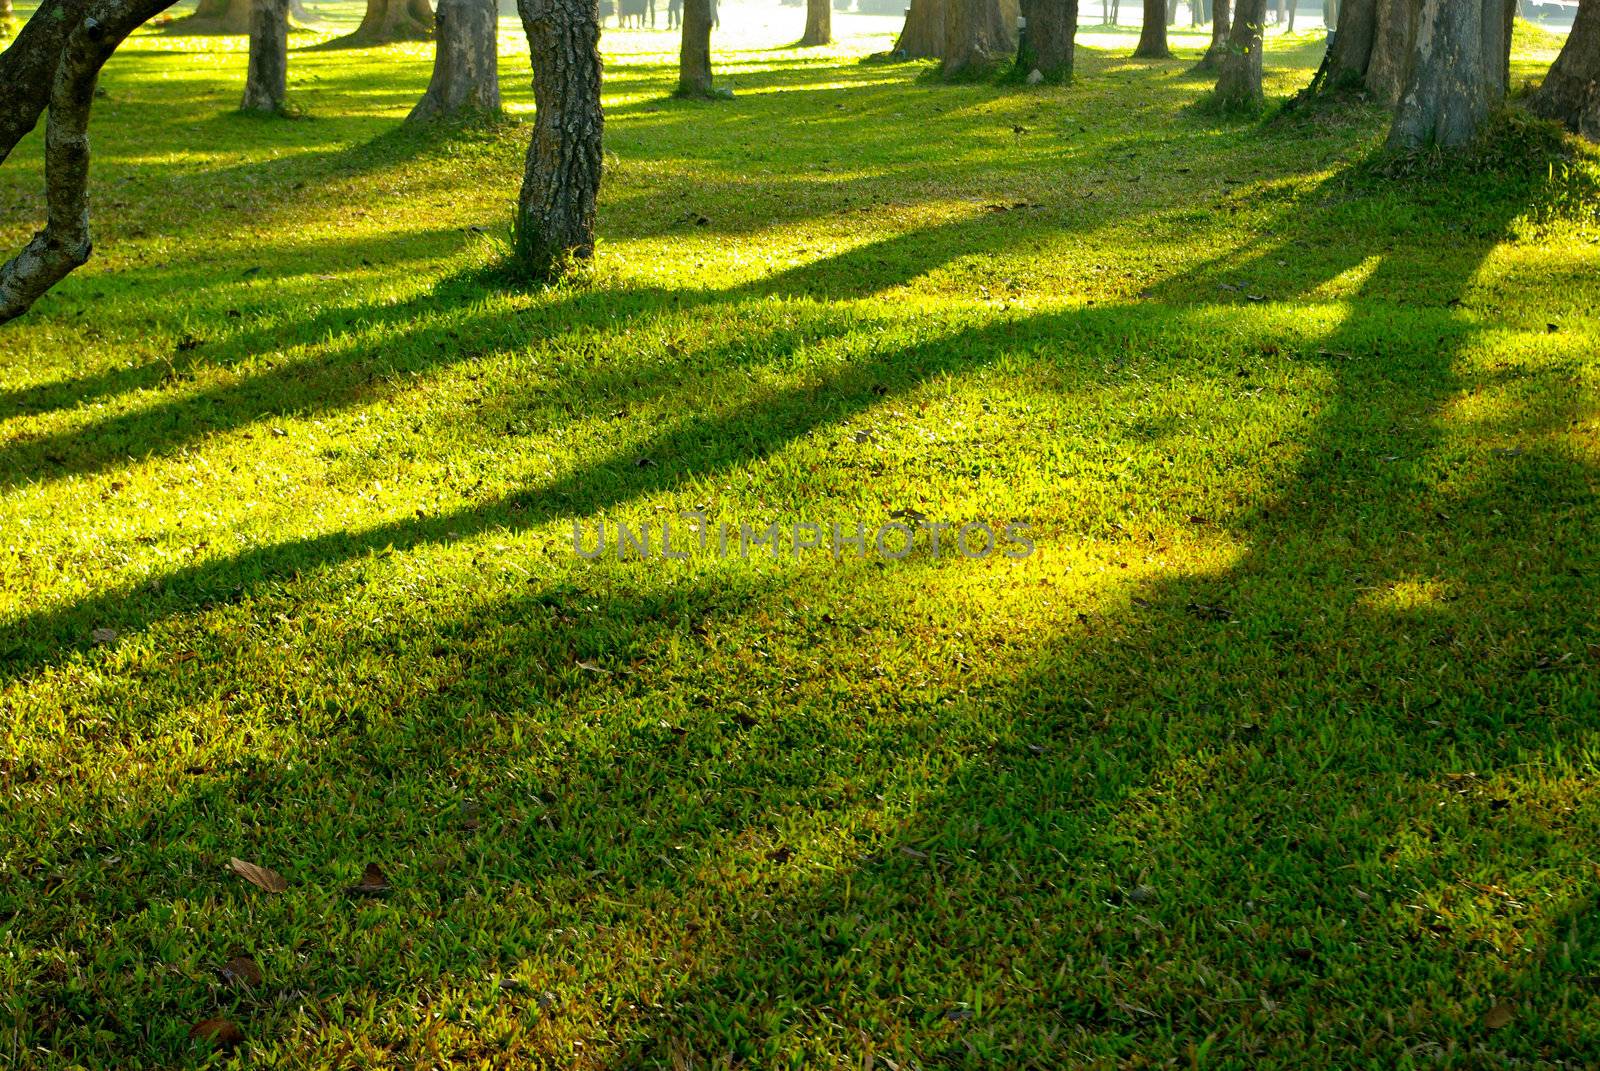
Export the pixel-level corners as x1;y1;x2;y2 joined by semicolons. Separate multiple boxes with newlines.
2;7;1599;1068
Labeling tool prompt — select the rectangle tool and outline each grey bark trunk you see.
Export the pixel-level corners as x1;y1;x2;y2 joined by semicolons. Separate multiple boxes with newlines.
1020;0;1078;81
0;0;92;166
2;0;181;325
895;0;946;57
515;0;602;280
1530;0;1600;140
172;0;312;33
942;0;1009;77
336;0;435;43
800;0;830;44
1133;0;1169;54
678;0;713;94
408;0;501;121
1195;0;1230;70
1214;0;1266;107
240;0;289;114
1387;0;1510;149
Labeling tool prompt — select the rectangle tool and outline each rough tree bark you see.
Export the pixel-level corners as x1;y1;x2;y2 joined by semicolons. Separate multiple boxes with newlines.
1388;0;1510;149
408;0;500;121
1019;0;1078;81
1530;0;1600;140
1194;0;1230;70
799;0;830;44
515;0;602;280
1364;0;1418;103
678;0;713;93
1133;0;1169;55
942;0;1009;76
1;0;92;165
240;0;289;114
2;0;180;325
1214;0;1266;107
895;0;945;56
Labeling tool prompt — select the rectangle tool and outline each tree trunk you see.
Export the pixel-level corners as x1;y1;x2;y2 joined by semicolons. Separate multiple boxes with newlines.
1;0;91;165
1019;0;1078;80
171;0;312;33
240;0;289;114
1364;0;1417;103
408;0;500;121
942;0;1009;76
514;0;602;281
1387;0;1509;149
1133;0;1169;54
800;0;830;43
895;0;945;56
1195;0;1230;70
2;0;181;325
1530;0;1600;139
330;0;435;43
678;0;713;94
1214;0;1266;107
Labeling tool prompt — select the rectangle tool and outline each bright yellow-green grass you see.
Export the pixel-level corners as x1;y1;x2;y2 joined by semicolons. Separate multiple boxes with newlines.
2;6;1599;1068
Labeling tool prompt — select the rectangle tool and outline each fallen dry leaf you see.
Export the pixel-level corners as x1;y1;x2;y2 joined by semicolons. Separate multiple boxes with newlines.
228;857;287;894
349;862;391;896
1484;1001;1515;1030
218;955;262;987
189;1017;244;1049
90;627;119;646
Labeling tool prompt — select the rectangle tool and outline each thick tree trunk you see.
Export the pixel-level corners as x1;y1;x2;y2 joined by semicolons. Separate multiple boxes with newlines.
1365;0;1417;103
1214;0;1266;107
2;0;180;325
942;0;1009;76
326;0;435;44
678;0;713;94
1195;0;1230;70
515;0;601;280
1019;0;1078;80
1133;0;1169;54
240;0;289;113
1387;0;1509;149
1530;0;1600;140
895;0;945;56
171;0;311;33
800;0;830;43
408;0;501;121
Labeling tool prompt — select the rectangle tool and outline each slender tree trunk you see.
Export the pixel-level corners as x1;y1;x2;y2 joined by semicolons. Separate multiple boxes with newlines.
2;0;181;325
942;0;1009;76
408;0;500;121
1020;0;1078;79
1;0;91;165
1214;0;1266;106
1133;0;1169;53
1195;0;1230;69
678;0;713;94
895;0;946;55
1387;0;1509;149
1530;0;1598;139
800;0;830;43
515;0;601;280
240;0;289;114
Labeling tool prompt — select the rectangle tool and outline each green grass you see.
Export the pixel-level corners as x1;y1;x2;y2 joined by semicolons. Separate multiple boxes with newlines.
2;8;1599;1068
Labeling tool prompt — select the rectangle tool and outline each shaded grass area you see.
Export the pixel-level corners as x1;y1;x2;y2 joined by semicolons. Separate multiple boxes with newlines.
2;12;1600;1070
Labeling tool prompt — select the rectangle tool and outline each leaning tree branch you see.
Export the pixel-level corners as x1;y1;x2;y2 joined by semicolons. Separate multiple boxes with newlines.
0;0;177;325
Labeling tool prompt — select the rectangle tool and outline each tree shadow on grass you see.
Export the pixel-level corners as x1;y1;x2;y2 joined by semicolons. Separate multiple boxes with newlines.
5;162;1597;1065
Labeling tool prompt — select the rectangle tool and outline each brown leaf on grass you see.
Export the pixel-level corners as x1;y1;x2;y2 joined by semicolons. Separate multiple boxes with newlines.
218;955;263;987
349;862;391;896
1484;1001;1515;1030
90;627;119;646
227;857;287;894
189;1017;244;1049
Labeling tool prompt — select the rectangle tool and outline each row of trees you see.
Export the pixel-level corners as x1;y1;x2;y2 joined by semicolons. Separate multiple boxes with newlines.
1;0;1596;325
